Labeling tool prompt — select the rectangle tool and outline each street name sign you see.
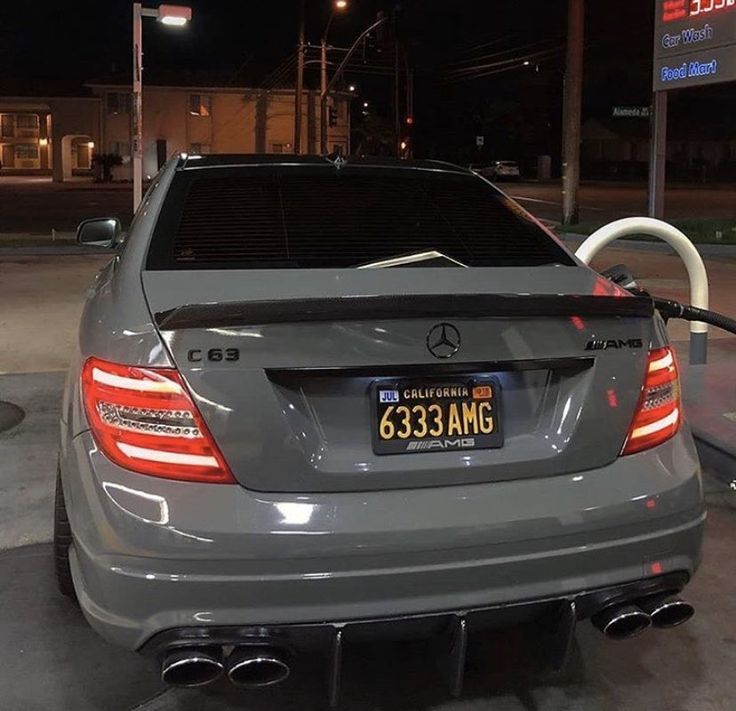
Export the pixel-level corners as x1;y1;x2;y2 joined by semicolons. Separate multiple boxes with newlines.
612;106;651;118
654;0;736;90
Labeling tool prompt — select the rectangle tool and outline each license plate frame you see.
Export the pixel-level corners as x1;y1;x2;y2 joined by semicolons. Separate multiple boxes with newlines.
371;376;504;455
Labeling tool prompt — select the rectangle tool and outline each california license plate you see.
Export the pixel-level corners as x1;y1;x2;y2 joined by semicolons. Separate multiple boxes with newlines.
371;377;503;455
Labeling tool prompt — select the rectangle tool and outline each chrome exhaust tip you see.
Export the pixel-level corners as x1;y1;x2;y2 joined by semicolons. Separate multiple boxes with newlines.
227;647;291;688
161;646;224;687
637;595;695;629
592;604;651;640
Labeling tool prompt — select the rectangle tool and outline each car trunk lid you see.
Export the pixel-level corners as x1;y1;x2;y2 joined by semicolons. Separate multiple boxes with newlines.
143;267;654;493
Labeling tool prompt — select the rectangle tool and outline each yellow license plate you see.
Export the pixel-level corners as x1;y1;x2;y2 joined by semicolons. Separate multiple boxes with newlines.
372;377;503;455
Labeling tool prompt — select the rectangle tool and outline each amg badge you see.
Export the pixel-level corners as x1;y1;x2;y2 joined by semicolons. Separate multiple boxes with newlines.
406;438;476;452
585;338;644;351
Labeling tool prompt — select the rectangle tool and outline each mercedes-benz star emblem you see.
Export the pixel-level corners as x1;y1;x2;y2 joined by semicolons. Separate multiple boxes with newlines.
427;323;461;359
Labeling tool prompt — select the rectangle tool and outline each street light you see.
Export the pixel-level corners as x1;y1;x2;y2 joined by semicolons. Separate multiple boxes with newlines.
132;3;191;211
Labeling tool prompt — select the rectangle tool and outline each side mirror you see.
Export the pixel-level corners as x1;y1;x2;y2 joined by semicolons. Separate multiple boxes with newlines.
76;217;122;248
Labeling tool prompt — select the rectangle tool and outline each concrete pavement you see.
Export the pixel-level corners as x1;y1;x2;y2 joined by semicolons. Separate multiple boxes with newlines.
0;255;109;374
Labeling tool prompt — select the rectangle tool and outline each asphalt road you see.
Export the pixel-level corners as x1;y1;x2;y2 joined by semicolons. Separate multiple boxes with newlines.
2;176;736;235
506;181;736;225
0;177;134;234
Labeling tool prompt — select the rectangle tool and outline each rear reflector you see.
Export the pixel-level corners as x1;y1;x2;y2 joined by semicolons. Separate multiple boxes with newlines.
81;357;234;483
622;346;681;456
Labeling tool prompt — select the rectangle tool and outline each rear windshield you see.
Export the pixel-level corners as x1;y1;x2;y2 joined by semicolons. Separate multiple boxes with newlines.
146;167;574;270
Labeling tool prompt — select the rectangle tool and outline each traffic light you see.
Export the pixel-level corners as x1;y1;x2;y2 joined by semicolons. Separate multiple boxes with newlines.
329;106;339;127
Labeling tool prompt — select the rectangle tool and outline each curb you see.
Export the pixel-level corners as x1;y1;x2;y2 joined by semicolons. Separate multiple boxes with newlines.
0;246;114;256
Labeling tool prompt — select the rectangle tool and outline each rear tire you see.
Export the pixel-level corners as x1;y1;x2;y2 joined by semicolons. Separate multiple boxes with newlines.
53;468;78;603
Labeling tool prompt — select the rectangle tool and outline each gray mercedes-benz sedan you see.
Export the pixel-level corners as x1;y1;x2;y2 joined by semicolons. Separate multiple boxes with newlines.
56;155;705;698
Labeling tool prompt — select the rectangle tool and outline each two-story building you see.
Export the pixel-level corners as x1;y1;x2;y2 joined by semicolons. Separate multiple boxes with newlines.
0;79;350;181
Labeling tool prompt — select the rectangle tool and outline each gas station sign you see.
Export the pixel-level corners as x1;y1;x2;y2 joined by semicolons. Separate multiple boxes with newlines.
654;0;736;90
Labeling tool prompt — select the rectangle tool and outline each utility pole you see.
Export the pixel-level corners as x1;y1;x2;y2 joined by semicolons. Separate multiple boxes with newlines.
648;91;667;219
405;51;414;158
132;3;144;211
294;0;305;154
320;39;329;154
393;16;401;157
561;0;584;226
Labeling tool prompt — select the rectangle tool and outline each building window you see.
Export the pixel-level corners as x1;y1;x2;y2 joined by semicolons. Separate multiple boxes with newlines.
1;114;14;138
15;114;40;137
15;144;39;159
107;92;131;115
272;143;284;153
189;94;212;117
14;143;40;168
189;143;211;155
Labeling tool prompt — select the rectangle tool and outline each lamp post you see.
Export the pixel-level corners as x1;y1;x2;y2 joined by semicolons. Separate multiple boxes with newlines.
132;3;191;212
320;0;348;154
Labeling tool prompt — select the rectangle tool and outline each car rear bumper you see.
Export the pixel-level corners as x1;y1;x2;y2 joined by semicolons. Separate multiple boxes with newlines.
61;430;705;651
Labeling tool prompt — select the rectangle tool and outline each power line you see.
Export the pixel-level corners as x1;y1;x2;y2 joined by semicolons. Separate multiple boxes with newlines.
445;46;564;82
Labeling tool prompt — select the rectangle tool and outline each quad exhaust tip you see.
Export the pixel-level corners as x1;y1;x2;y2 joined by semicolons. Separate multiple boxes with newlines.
161;646;224;687
227;647;291;688
637;595;695;629
592;604;652;640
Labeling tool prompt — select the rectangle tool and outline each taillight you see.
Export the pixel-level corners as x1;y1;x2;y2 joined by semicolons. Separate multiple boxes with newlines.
81;357;234;483
622;346;681;456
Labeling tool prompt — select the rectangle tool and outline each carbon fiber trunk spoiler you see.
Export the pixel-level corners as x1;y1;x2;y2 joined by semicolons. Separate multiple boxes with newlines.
155;294;653;330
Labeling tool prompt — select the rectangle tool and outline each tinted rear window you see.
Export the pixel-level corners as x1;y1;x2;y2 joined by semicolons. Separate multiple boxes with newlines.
146;167;574;269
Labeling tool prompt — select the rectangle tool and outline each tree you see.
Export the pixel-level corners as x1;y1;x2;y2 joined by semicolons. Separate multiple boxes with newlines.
352;115;396;156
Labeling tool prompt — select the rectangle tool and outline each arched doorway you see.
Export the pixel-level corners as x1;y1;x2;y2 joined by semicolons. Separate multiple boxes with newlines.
60;134;94;181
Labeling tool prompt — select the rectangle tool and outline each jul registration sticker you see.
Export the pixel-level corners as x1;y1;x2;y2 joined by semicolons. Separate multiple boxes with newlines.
378;390;400;404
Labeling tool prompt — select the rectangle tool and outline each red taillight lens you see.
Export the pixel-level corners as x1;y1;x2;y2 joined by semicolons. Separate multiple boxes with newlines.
622;346;681;456
81;357;235;483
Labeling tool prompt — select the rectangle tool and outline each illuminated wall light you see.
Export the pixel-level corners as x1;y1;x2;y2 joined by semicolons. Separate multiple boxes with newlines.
87;141;95;150
38;138;49;147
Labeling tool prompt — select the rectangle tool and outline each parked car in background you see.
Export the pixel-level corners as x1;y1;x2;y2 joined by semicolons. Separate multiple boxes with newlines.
468;160;521;181
467;163;496;178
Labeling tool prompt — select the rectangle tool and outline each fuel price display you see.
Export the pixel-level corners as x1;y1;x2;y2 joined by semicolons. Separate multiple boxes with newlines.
663;0;736;23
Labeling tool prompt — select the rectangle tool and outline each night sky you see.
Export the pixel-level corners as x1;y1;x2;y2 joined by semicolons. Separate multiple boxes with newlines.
0;1;653;91
1;1;731;159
